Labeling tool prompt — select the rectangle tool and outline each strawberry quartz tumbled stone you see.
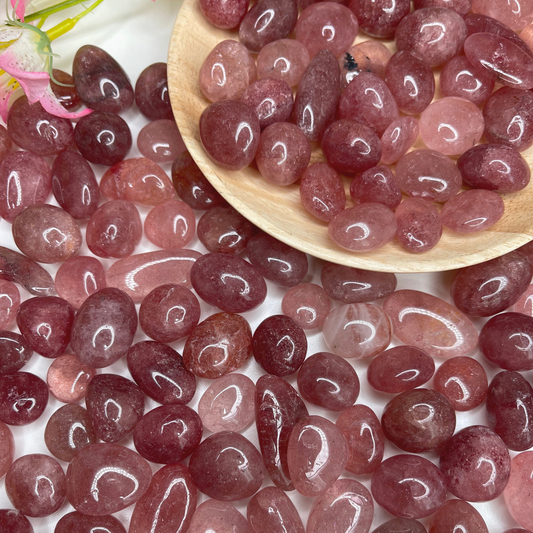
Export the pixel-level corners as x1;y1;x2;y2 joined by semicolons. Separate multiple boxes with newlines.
137;120;186;164
0;331;33;374
373;519;427;533
351;164;402;209
415;0;472;15
339;41;392;89
200;0;248;28
0;280;19;329
0;421;14;478
349;0;409;38
55;513;126;533
282;283;330;329
0;509;33;533
135;62;173;121
144;200;195;250
47;354;96;404
189;500;253;533
471;0;533;31
257;39;310;87
0;372;48;425
429;499;489;533
504;452;533;531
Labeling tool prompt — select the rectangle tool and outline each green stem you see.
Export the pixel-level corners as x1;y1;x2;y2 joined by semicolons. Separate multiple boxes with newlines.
72;0;105;22
24;0;91;23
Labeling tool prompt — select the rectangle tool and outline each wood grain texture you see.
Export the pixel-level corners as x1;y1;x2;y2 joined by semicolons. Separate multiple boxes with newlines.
167;0;533;273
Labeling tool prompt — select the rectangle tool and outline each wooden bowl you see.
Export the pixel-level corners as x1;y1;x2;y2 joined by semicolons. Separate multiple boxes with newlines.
167;0;533;273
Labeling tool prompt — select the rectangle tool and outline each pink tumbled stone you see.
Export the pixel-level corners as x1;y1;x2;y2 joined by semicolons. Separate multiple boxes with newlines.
257;39;310;87
282;283;330;329
144;199;195;250
55;256;106;309
350;166;402;211
429;499;488;533
0;125;12;162
0;420;14;478
380;117;420;166
199;0;248;29
384;289;479;358
198;373;255;433
0;372;48;425
137;119;186;164
414;0;472;15
419;97;484;156
287;415;349;497
54;512;126;533
47;354;96;403
349;0;410;38
472;0;533;31
0;331;32;375
295;3;358;58
339;41;392;89
190;500;253;533
307;479;373;533
440;189;504;234
322;303;391;359
199;40;257;102
522;22;533;52
328;204;397;252
0;280;19;329
504;452;533;531
514;283;533;316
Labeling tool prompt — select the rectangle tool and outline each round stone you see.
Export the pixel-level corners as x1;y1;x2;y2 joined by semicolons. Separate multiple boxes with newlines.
0;372;48;425
189;500;253;533
144;200;195;250
257;38;310;87
0;509;33;533
350;165;402;210
0;280;19;329
429;499;488;533
55;512;127;533
46;354;96;404
0;332;33;375
339;41;392;89
282;283;330;330
137;119;186;163
135;62;173;121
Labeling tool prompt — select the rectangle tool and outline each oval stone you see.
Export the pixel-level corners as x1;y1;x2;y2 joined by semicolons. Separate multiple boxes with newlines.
0;331;33;374
189;500;253;533
503;452;533;532
0;280;19;330
46;354;96;404
429;499;488;533
54;512;126;533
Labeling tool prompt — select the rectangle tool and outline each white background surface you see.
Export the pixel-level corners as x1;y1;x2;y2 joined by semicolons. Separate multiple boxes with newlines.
0;0;526;531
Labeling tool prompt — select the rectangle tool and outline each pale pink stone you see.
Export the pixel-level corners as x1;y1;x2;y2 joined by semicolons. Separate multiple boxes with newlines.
106;250;202;301
0;280;19;329
339;41;392;90
282;283;331;329
198;373;255;433
381;117;419;165
144;200;196;250
189;500;253;533
322;303;391;359
419;97;484;156
521;23;533;53
137;120;187;163
256;39;310;87
472;0;533;30
47;354;96;403
383;289;479;358
514;284;533;316
0;421;14;478
503;452;533;531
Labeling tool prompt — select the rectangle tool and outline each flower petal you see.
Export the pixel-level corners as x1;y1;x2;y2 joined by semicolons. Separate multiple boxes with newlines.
10;0;33;21
39;85;93;119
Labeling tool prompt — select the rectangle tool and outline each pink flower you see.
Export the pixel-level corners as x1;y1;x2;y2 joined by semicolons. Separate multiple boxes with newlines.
10;0;32;22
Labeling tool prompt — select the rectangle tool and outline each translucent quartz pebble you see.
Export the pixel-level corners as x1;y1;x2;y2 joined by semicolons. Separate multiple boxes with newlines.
385;51;435;115
86;374;144;443
51;69;81;111
487;371;533;451
197;205;255;255
0;280;19;329
190;500;253;533
106;250;201;301
172;151;224;210
184;312;253;379
0;125;11;161
471;0;533;31
514;284;533;316
133;405;202;463
307;479;373;533
6;454;66;517
482;87;533;152
395;7;467;67
129;463;197;533
51;151;99;219
239;0;298;53
247;232;308;287
191;253;267;313
100;157;175;206
321;262;397;303
47;354;96;403
0;151;51;223
255;374;309;491
73;45;134;113
381;117;420;166
199;40;257;102
16;296;75;358
339;41;392;89
395;198;442;253
367;346;435;394
86;200;142;259
293;49;340;141
257;39;310;87
71;287;137;368
521;22;533;53
451;250;533;316
7;97;73;156
127;341;196;405
396;149;461;202
480;312;533;370
414;0;471;15
0;509;33;533
300;162;346;222
135;62;173;121
145;200;195;250
55;256;106;309
297;352;359;411
383;290;478;358
55;512;126;533
336;405;384;475
139;285;200;343
12;204;82;264
349;0;409;38
200;100;260;170
328;204;397;252
199;0;248;28
137;119;186;164
439;425;511;501
440;55;494;106
0;331;33;374
322;303;391;358
0;421;14;478
372;518;427;533
382;389;456;453
433;357;488;411
198;373;255;433
429;499;488;533
503;452;533;531
371;455;447;518
66;443;152;516
44;404;96;462
282;283;330;329
419;97;484;156
440;190;504;234
189;432;265;500
457;143;530;193
287;415;348;496
247;486;305;533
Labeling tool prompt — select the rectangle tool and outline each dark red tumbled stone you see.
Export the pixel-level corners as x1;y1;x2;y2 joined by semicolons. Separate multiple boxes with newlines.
189;431;265;501
51;69;81;111
0;509;33;533
372;518;427;533
55;512;126;533
349;0;410;38
350;165;402;210
127;341;196;405
135;62;173;121
381;117;420;166
0;372;48;425
429;499;488;533
0;331;33;374
253;314;307;376
200;0;248;28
